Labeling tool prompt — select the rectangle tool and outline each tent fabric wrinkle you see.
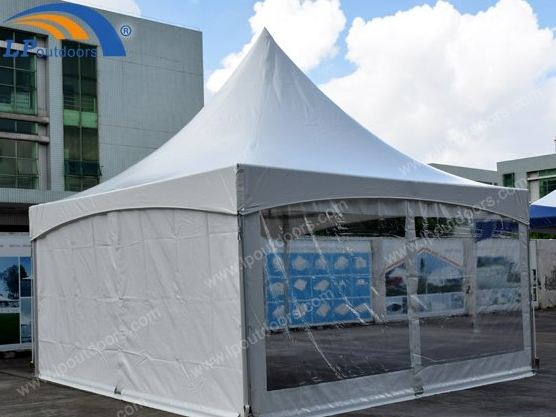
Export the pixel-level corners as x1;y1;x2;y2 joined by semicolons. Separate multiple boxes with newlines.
30;29;517;237
29;29;533;417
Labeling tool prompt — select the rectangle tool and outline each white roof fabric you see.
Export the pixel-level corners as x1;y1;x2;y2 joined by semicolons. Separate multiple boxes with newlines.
30;29;527;239
530;190;556;233
29;29;533;417
76;28;475;189
531;190;556;207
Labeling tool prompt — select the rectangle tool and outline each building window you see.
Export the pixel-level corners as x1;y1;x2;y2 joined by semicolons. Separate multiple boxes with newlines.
0;138;38;189
533;169;556;198
538;169;556;177
540;177;556;198
62;41;97;113
0;118;38;135
0;28;37;45
502;173;515;188
62;41;100;192
64;126;100;191
0;38;37;114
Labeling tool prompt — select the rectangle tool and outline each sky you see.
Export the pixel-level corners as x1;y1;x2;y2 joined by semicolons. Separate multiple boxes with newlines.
65;0;556;170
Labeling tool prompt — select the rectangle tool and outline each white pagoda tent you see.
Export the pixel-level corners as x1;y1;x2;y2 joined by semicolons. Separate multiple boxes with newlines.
29;30;534;417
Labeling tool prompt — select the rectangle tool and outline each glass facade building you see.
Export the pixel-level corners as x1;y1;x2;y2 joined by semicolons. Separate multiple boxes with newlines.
62;41;100;192
0;1;203;234
0;0;203;355
0;30;40;192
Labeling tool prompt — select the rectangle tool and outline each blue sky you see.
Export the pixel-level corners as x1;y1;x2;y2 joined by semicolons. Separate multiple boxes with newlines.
134;0;556;85
76;0;556;168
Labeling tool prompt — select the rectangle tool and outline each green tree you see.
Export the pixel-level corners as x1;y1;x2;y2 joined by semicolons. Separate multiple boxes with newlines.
3;264;20;299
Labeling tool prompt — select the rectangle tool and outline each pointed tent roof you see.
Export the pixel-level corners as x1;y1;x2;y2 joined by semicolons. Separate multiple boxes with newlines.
77;29;474;194
530;190;556;234
29;30;528;240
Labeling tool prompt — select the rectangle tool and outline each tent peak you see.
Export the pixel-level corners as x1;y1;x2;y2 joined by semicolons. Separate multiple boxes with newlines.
69;23;482;199
259;27;271;38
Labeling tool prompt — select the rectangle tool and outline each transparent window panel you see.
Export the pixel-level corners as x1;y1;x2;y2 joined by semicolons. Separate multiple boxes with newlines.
473;219;524;352
17;176;37;190
0;67;14;85
265;318;411;390
64;126;81;160
62;53;79;77
80;55;97;80
82;176;99;190
17;159;38;176
0;157;17;175
65;175;83;192
0;48;12;68
15;70;35;89
384;238;408;318
14;88;34;112
16;120;38;135
262;200;411;391
17;141;37;159
0;119;16;133
0;30;14;42
0;139;16;158
0;85;13;106
63;76;80;110
418;217;524;366
81;79;97;98
0;175;16;188
81;162;100;176
82;128;99;161
14;32;34;44
63;75;79;95
80;95;97;113
15;56;33;71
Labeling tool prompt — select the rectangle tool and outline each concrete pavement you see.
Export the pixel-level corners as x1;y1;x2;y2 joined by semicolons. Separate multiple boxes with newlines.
0;309;553;417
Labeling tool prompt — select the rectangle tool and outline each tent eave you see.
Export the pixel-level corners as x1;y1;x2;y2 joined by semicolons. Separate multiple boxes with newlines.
29;165;239;241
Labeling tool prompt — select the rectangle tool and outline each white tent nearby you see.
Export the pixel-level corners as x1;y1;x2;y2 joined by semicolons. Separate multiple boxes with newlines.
30;30;535;417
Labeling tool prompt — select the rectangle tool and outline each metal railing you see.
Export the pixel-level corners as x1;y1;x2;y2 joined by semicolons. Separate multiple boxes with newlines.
63;94;97;113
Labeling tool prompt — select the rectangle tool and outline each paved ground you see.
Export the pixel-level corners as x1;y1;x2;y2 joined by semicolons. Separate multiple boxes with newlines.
0;310;554;417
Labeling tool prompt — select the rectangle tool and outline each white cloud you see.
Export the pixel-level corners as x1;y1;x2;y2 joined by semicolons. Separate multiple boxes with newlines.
63;0;141;17
320;0;556;168
206;0;346;93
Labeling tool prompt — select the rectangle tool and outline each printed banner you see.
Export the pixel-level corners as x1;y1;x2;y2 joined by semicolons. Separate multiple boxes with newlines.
476;238;521;313
265;239;372;328
0;235;32;350
384;238;464;318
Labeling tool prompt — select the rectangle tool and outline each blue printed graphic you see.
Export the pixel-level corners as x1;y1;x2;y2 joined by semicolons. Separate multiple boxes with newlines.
265;249;372;328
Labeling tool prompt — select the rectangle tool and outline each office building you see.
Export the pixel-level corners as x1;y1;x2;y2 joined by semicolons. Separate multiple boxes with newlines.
0;0;204;233
431;153;556;202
